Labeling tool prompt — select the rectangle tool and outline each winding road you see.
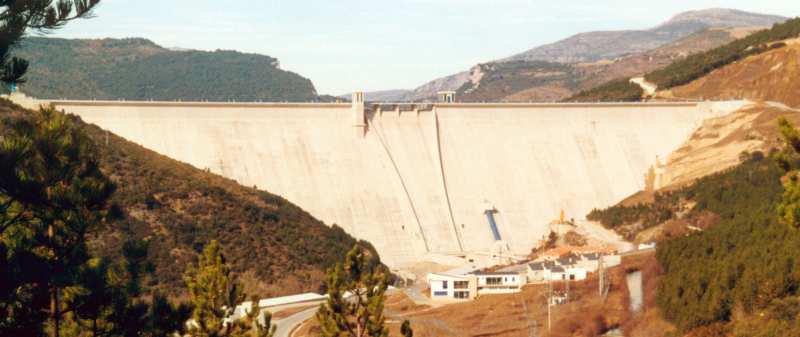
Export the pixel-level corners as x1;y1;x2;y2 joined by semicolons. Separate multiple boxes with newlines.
271;289;401;337
273;306;318;337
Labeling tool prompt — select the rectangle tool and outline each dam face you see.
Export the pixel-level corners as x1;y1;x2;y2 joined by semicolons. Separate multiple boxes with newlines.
46;98;730;267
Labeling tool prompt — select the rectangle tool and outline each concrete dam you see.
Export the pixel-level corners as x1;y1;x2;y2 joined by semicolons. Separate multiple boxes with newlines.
27;94;739;267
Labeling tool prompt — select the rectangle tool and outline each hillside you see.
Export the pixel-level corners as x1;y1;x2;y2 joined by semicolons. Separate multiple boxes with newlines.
11;37;320;102
645;17;800;89
586;102;799;238
0;98;372;299
588;150;800;335
458;27;754;102
570;17;800;102
574;26;755;91
455;60;578;101
358;71;470;102
656;103;796;188
583;102;800;335
666;39;800;107
506;8;785;64
362;9;783;103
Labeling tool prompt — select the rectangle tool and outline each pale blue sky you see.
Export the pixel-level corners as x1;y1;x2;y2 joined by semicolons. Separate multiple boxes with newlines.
50;0;799;95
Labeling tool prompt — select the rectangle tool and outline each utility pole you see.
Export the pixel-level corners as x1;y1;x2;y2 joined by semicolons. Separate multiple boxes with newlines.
598;257;605;298
547;279;552;332
520;293;535;337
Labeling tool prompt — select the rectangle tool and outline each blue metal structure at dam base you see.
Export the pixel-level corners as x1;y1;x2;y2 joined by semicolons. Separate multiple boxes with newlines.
484;209;502;241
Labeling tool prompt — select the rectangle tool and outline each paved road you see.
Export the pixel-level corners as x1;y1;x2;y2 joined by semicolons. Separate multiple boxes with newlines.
403;283;432;306
766;101;800;112
273;307;317;337
271;288;403;337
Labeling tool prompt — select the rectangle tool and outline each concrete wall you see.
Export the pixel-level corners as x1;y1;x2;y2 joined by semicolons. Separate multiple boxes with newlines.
44;99;738;268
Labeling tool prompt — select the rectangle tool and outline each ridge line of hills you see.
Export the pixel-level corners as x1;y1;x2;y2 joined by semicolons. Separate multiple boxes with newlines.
11;37;333;102
354;8;787;102
10;8;789;105
506;8;786;63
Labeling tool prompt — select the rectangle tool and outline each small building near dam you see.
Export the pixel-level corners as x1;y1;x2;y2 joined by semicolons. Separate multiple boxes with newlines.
427;268;526;302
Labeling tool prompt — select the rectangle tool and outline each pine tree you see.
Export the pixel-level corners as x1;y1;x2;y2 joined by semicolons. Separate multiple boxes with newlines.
1;1;101;87
240;296;275;337
0;106;190;337
184;240;275;337
145;294;192;337
0;107;114;337
777;117;800;228
400;320;413;337
316;245;391;337
60;239;191;337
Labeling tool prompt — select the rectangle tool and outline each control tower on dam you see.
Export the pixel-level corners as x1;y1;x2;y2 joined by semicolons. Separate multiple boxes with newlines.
30;93;741;267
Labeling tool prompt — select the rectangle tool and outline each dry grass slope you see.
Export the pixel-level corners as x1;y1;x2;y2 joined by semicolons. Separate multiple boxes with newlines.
658;103;800;189
666;39;800;107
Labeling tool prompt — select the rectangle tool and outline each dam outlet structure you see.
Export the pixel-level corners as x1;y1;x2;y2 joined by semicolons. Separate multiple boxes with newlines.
9;92;743;268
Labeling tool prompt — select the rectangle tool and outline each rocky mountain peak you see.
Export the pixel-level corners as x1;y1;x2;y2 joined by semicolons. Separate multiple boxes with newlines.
660;8;786;28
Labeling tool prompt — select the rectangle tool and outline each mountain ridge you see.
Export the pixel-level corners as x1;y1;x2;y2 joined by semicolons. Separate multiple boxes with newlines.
367;8;786;102
506;8;786;64
13;37;323;102
458;26;762;102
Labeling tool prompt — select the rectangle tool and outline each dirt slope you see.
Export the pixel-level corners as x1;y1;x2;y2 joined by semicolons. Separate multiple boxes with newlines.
666;39;800;107
655;102;799;189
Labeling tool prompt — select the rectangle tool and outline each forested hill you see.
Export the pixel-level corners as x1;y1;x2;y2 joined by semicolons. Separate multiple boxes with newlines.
12;37;321;102
0;98;373;298
590;152;800;334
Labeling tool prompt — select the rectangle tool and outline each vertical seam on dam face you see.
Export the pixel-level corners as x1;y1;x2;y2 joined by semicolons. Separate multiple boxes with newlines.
369;115;430;253
434;109;464;252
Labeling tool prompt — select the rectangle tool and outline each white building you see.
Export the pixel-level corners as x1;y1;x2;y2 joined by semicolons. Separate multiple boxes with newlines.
564;266;588;281
427;270;526;302
427;272;477;301
526;260;556;282
575;253;621;270
527;253;621;282
638;242;656;250
473;271;526;295
575;253;602;270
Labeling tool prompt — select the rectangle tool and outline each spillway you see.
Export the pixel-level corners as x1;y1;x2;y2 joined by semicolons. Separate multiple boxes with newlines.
37;97;738;267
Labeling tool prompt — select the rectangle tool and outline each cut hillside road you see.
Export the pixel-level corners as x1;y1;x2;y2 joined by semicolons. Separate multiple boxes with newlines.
630;77;658;96
575;220;634;252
